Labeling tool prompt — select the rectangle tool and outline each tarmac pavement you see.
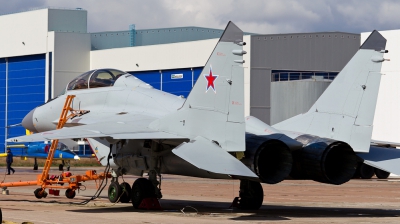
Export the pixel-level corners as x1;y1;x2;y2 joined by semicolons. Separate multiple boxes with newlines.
1;167;400;223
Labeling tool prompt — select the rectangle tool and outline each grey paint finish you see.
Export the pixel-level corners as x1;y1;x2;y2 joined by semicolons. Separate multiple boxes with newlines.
273;31;387;153
358;146;400;175
270;80;331;125
172;136;257;178
360;30;387;51
150;22;246;152
220;22;243;43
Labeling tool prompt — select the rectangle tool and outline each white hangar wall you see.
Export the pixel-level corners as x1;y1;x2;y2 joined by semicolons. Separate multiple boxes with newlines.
0;9;49;58
52;32;91;97
0;8;90;149
361;30;400;143
90;35;252;115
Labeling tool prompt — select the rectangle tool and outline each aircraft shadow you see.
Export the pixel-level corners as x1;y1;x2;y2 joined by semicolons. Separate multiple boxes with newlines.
66;199;400;221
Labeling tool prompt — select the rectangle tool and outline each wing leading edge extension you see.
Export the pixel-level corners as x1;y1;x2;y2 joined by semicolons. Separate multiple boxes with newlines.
7;115;184;142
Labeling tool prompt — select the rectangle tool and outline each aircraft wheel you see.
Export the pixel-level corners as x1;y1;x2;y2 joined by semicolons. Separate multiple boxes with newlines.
65;189;76;199
359;163;374;179
238;180;264;210
59;164;64;171
34;188;47;199
33;164;38;170
375;168;390;179
108;182;121;203
131;178;155;209
119;182;132;203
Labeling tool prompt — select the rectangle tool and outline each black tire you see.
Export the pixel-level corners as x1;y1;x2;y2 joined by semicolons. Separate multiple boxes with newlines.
352;164;361;179
33;188;45;199
238;180;264;210
65;189;76;199
33;164;38;170
359;163;374;179
131;178;155;209
108;182;122;203
119;182;132;203
59;164;64;171
375;168;390;179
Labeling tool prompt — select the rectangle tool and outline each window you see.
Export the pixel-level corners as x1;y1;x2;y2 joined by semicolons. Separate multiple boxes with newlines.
67;70;93;90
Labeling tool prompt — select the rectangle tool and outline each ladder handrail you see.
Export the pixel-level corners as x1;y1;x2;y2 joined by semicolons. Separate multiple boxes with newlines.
39;95;75;187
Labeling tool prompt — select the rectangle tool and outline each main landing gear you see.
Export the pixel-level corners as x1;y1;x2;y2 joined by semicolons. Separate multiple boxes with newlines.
59;160;70;171
353;163;391;179
107;180;132;203
107;177;161;209
233;179;264;210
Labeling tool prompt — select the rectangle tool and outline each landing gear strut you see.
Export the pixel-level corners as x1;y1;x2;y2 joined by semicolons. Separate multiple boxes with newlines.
59;160;70;171
237;180;264;210
33;158;38;170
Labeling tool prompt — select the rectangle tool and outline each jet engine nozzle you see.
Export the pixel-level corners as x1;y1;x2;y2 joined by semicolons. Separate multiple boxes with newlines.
291;135;358;185
242;134;293;184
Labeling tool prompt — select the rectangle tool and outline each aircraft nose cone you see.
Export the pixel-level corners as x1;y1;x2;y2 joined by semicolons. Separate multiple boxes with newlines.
22;108;37;133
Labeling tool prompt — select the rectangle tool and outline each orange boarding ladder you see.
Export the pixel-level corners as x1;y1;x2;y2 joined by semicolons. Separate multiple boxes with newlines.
39;95;76;189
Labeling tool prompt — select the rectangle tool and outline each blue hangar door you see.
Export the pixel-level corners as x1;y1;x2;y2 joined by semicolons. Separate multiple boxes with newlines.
0;54;46;151
131;67;203;98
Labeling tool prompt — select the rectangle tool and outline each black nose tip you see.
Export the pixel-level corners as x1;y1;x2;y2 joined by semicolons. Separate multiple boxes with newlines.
22;108;37;133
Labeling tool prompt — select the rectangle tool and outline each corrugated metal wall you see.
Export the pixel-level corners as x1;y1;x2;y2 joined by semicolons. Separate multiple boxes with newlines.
250;32;360;124
0;54;46;151
131;67;203;97
0;58;6;151
270;80;332;125
91;27;224;50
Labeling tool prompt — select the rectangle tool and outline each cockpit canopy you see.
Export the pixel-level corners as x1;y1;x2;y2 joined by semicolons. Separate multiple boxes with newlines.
67;69;129;91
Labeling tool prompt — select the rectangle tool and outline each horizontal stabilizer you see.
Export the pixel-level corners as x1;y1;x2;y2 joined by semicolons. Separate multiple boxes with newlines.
357;146;400;175
172;136;257;178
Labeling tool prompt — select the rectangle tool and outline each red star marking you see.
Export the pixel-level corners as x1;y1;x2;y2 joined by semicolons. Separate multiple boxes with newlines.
204;66;218;93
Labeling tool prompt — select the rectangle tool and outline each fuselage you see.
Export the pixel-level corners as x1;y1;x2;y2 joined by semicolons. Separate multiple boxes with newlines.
23;71;186;133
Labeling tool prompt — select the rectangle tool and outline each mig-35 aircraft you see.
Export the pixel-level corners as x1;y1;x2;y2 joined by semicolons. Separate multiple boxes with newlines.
8;22;400;209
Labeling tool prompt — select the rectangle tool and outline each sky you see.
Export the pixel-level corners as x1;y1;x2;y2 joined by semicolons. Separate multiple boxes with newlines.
1;0;400;34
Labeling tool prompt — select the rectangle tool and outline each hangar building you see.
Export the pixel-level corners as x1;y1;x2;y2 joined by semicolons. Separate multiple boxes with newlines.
1;8;385;151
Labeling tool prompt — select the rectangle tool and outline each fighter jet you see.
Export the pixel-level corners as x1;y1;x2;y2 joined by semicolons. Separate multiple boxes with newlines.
3;141;80;171
8;22;400;209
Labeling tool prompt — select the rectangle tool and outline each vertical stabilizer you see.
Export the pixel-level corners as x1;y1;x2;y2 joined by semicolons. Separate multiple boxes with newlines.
273;31;387;153
150;22;246;152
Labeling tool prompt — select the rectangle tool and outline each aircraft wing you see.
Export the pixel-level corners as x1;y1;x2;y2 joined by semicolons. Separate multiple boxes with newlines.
371;139;400;148
358;146;400;175
7;114;184;143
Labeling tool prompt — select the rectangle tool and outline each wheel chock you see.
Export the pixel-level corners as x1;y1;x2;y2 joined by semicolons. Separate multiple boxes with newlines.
49;189;60;196
138;198;162;210
229;197;239;208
